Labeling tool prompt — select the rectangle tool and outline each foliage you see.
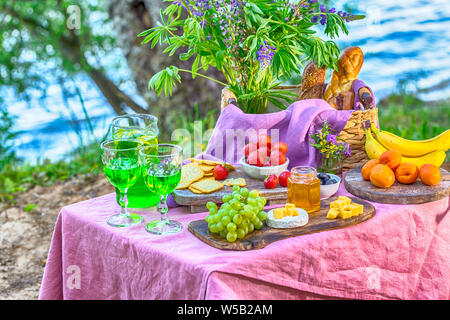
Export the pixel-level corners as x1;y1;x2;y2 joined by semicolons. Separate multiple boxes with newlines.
0;104;19;169
0;0;115;97
310;119;351;160
140;0;362;114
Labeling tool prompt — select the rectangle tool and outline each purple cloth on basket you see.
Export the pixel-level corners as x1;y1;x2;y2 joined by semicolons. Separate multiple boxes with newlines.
167;80;375;207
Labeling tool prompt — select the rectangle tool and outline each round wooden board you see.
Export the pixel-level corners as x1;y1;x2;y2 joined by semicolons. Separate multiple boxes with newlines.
344;166;450;205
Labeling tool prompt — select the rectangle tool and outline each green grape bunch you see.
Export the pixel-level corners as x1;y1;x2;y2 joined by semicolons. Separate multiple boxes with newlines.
205;185;268;243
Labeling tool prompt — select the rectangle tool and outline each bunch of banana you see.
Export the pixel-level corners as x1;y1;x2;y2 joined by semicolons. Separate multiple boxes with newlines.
364;125;448;168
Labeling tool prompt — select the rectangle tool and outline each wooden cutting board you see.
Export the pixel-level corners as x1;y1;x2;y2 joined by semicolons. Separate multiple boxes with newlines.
173;167;288;212
188;196;375;251
344;166;450;204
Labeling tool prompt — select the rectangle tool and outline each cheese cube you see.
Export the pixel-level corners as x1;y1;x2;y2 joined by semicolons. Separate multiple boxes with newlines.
347;204;359;217
330;200;346;210
338;196;352;206
353;204;364;215
274;208;286;219
341;209;353;219
285;203;296;210
287;208;299;217
326;208;339;219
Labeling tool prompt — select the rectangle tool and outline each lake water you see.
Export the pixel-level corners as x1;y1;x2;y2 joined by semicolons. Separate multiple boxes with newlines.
7;0;450;162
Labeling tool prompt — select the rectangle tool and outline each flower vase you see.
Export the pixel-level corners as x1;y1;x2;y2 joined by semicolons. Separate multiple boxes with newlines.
318;152;343;175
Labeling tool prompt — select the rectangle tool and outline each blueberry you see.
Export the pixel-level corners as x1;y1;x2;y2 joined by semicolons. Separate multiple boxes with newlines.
318;173;327;179
324;180;334;185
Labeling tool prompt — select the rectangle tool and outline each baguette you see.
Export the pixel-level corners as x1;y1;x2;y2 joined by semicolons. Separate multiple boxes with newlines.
324;46;364;108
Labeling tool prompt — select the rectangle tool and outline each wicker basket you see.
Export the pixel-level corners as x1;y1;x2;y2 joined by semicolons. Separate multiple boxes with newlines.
337;108;378;171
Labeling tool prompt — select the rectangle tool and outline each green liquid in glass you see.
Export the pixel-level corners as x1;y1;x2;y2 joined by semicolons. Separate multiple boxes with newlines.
104;158;141;190
113;133;160;208
143;170;182;196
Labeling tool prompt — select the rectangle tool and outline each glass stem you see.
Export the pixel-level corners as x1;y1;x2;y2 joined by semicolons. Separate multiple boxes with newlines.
119;188;130;217
159;194;168;222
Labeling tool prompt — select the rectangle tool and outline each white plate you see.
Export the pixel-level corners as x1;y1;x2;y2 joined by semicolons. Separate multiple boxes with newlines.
266;207;309;229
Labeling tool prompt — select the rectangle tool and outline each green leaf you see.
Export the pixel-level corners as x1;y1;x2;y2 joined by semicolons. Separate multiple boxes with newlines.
24;204;38;213
191;55;200;79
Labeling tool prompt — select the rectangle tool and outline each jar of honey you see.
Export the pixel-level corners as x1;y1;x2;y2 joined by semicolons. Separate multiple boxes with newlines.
287;166;321;214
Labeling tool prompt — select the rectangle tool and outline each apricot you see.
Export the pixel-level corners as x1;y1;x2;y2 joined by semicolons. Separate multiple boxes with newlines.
361;159;380;181
379;150;402;171
395;163;419;184
370;164;395;188
419;164;441;186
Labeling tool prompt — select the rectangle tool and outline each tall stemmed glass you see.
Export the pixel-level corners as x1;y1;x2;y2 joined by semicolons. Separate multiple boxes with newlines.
101;139;143;227
140;144;183;235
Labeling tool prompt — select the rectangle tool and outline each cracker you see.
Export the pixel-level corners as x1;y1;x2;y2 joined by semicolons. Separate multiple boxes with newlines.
198;164;215;173
176;163;204;189
189;158;235;171
190;178;224;194
188;186;203;194
223;178;247;187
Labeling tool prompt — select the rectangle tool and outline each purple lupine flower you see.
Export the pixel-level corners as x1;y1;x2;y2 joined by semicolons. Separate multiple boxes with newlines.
344;143;352;157
257;41;277;69
326;134;337;144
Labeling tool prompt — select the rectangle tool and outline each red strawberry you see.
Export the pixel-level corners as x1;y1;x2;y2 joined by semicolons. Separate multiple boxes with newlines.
264;174;278;189
247;150;265;167
243;142;257;158
213;165;229;180
272;141;288;155
270;150;287;166
257;134;271;149
278;171;291;187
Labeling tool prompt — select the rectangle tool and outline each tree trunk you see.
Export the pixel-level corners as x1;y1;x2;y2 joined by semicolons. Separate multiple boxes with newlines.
106;0;225;138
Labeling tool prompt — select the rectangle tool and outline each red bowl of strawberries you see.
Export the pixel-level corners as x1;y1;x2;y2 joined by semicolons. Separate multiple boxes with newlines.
240;134;290;180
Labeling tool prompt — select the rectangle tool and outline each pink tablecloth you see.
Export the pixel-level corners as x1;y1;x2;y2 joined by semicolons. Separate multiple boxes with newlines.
39;181;450;300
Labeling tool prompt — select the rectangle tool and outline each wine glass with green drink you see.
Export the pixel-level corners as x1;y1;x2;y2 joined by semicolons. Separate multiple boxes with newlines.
101;139;143;227
140;144;183;235
111;114;159;209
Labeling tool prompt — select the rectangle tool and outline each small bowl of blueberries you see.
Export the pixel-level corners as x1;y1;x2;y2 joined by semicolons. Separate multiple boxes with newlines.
317;172;341;200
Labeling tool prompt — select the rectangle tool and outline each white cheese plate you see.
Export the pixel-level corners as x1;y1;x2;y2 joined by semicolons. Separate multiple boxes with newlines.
266;207;309;229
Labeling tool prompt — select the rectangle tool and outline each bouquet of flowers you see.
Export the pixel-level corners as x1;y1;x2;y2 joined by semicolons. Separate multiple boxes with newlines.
310;119;351;162
139;0;362;114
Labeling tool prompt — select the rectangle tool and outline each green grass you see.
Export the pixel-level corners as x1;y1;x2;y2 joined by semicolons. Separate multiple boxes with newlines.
378;94;450;139
377;93;450;162
0;142;102;204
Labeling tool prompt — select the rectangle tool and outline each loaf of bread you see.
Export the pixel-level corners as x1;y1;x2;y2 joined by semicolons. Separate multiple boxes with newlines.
324;46;364;109
220;87;237;111
298;60;326;100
